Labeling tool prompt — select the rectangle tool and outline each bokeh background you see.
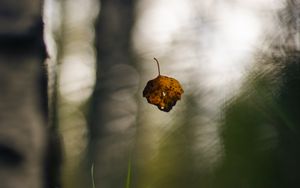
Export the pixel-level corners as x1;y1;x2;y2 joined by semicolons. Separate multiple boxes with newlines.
44;0;300;187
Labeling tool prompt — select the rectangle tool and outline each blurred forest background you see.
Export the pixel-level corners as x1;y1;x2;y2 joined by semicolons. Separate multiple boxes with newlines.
42;0;300;188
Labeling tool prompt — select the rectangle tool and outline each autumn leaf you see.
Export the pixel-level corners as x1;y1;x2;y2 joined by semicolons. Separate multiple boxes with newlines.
143;58;184;112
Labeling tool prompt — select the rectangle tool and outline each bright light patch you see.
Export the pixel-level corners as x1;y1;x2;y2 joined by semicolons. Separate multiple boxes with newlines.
133;0;192;56
59;54;95;103
204;6;262;93
218;8;261;51
236;0;285;10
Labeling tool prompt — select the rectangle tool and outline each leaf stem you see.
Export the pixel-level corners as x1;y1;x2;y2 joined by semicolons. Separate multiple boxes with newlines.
154;57;161;76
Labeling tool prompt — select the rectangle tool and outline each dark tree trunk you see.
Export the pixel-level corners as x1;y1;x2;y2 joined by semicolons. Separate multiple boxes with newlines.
87;0;137;187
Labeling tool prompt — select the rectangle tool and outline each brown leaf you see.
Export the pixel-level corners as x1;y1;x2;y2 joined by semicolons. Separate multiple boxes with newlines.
143;75;184;112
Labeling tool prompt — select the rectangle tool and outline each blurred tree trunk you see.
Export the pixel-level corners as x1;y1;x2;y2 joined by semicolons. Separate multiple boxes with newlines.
87;0;137;187
0;1;60;188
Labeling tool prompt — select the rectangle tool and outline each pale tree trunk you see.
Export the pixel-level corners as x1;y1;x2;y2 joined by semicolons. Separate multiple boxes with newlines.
0;1;59;188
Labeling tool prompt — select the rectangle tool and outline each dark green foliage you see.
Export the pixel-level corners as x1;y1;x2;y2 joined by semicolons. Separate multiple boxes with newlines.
214;53;300;188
